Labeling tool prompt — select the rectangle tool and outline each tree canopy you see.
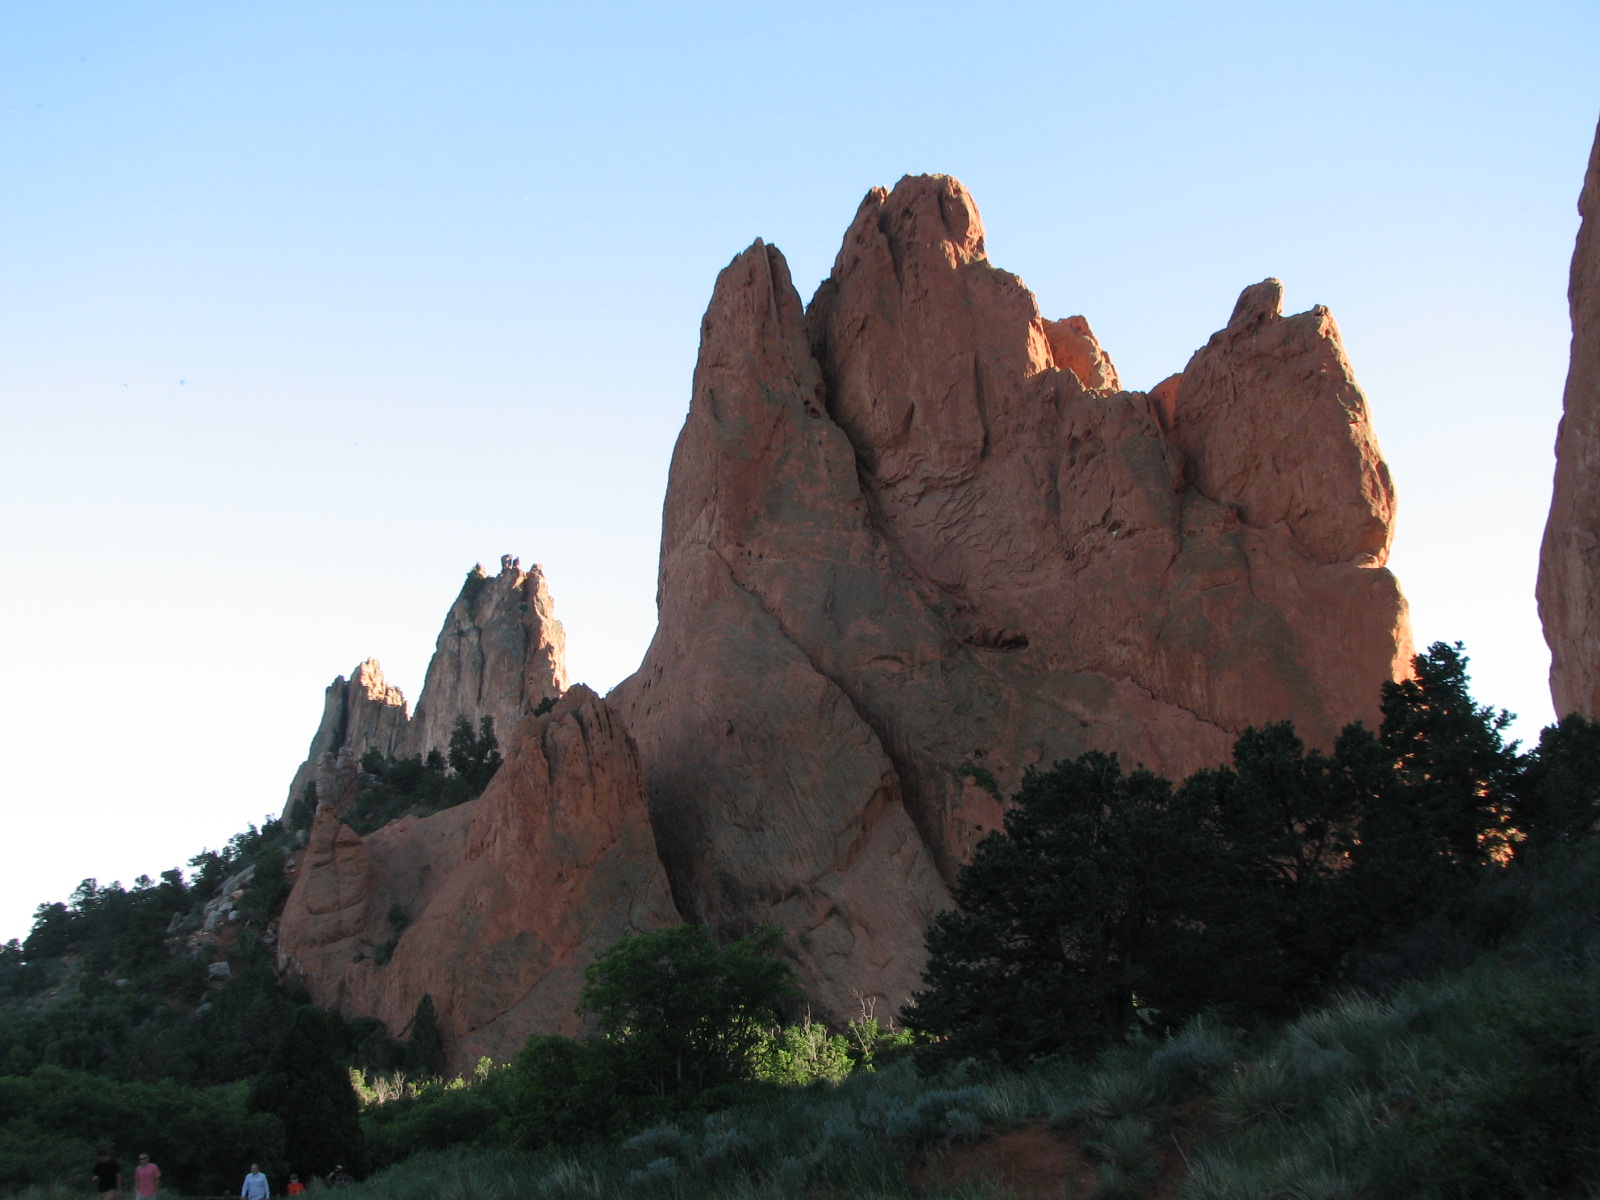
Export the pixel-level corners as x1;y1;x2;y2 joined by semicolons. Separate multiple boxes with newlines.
908;643;1600;1065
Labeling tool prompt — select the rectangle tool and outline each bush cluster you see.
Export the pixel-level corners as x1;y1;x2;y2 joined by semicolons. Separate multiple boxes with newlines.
341;716;503;836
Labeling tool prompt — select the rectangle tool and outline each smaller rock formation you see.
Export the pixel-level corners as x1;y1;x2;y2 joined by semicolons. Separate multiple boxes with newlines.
407;556;567;761
1043;316;1121;392
282;557;565;823
277;686;680;1072
1539;116;1600;718
284;660;408;819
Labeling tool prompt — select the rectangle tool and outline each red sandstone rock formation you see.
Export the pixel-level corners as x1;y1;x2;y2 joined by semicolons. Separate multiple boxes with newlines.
277;174;1413;1049
281;557;564;822
284;659;408;817
611;175;1411;1021
407;555;567;760
1539;117;1600;718
277;686;680;1073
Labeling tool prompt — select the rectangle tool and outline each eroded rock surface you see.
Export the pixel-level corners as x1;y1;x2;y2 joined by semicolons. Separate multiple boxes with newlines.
1539;117;1600;718
612;174;1412;1021
282;557;564;822
277;686;680;1073
407;556;567;760
284;659;408;816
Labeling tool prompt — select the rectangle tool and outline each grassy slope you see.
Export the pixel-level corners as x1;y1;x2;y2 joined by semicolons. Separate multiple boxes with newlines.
329;843;1598;1200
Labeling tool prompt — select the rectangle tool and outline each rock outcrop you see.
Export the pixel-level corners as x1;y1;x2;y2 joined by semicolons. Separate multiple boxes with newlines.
408;556;567;761
277;686;680;1073
277;174;1414;1053
282;557;565;821
1539;116;1600;718
611;174;1412;1021
284;659;409;816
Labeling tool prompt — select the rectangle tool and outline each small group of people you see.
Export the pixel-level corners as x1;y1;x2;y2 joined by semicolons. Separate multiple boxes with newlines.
92;1150;159;1199
93;1152;344;1197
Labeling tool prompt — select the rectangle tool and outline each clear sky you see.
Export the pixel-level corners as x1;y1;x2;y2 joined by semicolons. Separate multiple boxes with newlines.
2;1;1597;942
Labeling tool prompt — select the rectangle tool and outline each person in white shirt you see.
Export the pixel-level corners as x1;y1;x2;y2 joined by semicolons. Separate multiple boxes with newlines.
240;1163;270;1200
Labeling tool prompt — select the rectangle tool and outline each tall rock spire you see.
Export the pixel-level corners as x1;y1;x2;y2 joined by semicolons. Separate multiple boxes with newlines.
1539;116;1600;718
281;556;567;823
406;556;567;761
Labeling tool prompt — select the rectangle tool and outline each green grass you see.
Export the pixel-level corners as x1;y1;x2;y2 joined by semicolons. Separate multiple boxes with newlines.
327;845;1600;1200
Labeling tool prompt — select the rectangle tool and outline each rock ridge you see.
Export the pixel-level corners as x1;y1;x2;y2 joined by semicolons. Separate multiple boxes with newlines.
278;684;680;1073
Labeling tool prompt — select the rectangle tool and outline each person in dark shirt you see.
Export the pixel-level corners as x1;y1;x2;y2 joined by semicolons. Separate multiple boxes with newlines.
92;1150;122;1199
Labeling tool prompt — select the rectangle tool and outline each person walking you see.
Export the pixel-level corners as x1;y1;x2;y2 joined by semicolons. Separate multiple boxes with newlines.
133;1153;161;1198
90;1150;121;1199
240;1162;271;1200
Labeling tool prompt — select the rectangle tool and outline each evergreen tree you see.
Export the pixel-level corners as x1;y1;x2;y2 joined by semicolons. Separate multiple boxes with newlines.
908;752;1265;1064
1339;642;1520;941
448;716;502;794
1178;722;1358;1009
248;1006;365;1179
403;993;447;1080
1513;713;1600;848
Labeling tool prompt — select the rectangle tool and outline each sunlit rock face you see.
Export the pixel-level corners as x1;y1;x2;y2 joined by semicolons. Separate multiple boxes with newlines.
277;686;681;1074
283;659;409;818
281;557;564;821
407;556;568;761
277;560;678;1073
1539;117;1600;718
612;174;1412;1022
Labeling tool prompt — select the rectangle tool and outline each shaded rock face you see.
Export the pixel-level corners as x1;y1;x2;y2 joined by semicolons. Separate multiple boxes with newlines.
282;557;565;820
611;174;1411;1021
277;686;681;1073
1539;117;1600;718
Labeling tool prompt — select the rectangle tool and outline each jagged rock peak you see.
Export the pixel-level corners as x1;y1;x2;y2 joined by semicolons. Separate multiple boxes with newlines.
281;556;568;822
614;171;1412;1022
1044;315;1121;391
283;659;409;819
1170;277;1397;567
1539;115;1600;717
407;555;568;760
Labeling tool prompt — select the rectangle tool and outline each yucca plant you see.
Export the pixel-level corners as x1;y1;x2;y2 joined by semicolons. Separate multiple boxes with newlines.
1212;1059;1301;1130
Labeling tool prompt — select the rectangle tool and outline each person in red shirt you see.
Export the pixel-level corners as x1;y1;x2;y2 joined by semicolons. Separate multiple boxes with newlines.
287;1174;307;1195
134;1153;161;1198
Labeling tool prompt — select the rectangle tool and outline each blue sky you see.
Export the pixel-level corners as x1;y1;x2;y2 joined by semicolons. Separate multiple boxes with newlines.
2;1;1597;941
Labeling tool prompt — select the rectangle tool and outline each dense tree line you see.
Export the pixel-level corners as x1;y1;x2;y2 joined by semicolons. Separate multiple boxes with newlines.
908;643;1600;1063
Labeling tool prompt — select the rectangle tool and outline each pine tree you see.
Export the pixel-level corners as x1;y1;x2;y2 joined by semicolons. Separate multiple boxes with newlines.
907;752;1263;1063
248;1006;364;1179
403;993;447;1080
